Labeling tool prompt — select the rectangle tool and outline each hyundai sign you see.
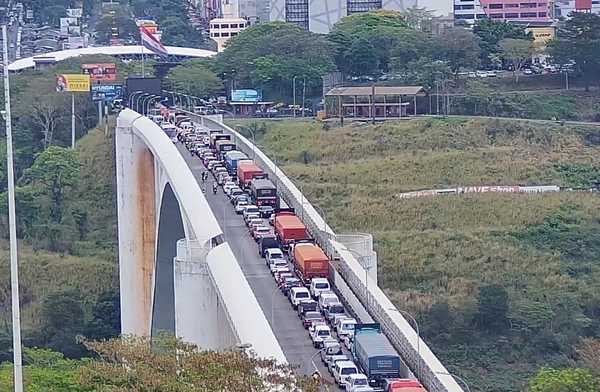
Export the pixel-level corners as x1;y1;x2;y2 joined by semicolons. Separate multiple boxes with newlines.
91;84;123;102
231;89;262;102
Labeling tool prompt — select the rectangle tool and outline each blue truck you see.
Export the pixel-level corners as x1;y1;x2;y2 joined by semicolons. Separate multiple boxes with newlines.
353;323;402;389
224;151;250;176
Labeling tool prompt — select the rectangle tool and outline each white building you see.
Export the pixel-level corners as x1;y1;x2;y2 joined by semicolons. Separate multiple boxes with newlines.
452;0;486;25
269;0;414;33
554;0;600;17
209;17;248;51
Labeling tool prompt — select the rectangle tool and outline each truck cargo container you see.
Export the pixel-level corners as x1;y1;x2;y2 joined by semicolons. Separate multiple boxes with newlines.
237;162;264;188
274;215;309;248
210;133;231;149
382;378;428;392
250;178;279;209
224;151;249;176
291;243;329;283
353;323;402;389
215;139;236;159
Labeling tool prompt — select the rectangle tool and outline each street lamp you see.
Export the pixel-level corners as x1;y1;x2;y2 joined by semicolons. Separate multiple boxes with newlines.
128;90;143;108
135;93;149;113
292;76;298;118
2;24;24;392
435;372;472;392
145;95;160;115
346;248;373;297
140;94;154;114
388;307;420;378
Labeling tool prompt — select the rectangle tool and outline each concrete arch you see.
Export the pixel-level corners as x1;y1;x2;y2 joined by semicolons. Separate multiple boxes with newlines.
116;109;286;362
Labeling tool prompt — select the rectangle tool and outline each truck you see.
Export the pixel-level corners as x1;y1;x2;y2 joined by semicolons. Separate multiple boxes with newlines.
224;151;249;176
214;139;236;159
382;379;428;392
210;133;231;149
250;178;279;209
274;215;309;249
291;243;329;283
353;323;402;390
237;162;264;188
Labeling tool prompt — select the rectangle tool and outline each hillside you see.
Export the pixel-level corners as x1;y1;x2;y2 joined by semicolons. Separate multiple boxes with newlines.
227;117;600;392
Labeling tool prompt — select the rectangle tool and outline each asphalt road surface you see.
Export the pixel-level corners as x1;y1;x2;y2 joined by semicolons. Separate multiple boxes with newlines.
174;142;335;382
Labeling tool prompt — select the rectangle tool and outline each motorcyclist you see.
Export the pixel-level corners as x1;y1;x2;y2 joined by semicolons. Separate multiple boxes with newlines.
212;182;218;194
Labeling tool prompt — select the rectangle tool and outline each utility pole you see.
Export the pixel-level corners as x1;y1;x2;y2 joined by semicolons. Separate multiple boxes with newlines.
2;24;24;392
371;83;376;125
301;77;306;118
292;76;297;118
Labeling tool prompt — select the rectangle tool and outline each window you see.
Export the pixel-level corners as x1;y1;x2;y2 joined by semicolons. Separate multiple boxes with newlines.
504;12;519;17
456;4;475;9
490;13;504;17
520;11;537;16
222;32;230;37
231;32;238;36
220;23;229;28
489;3;503;8
504;3;519;7
212;32;220;37
537;2;546;5
538;11;547;16
230;23;238;28
519;2;537;7
455;13;475;18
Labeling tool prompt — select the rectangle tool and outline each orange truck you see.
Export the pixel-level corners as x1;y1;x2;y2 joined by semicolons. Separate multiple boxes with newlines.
291;243;329;283
237;162;263;188
274;214;309;248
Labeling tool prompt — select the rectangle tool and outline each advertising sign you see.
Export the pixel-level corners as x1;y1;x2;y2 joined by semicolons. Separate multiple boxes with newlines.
526;26;555;46
67;8;83;18
91;84;123;102
60;17;78;34
82;63;117;82
231;89;262;102
56;74;91;92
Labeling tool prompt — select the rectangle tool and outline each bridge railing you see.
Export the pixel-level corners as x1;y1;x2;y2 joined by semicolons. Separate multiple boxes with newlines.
200;116;464;392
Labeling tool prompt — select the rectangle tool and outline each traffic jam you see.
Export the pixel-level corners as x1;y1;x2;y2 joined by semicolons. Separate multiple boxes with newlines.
151;107;428;392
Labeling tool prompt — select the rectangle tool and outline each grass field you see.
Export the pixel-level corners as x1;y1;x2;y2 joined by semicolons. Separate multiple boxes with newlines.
227;117;600;391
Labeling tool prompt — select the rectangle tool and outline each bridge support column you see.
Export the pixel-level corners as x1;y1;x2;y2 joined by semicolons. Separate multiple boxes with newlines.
174;239;237;350
116;118;157;337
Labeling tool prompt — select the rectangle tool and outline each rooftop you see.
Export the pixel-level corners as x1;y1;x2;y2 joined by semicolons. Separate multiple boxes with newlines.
326;86;426;97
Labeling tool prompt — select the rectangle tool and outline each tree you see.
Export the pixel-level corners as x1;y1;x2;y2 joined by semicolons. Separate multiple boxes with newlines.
577;338;600;374
25;146;80;225
439;27;480;77
473;19;532;69
345;38;379;76
548;12;600;91
529;368;600;392
402;6;439;33
499;38;535;83
476;284;509;331
84;291;121;341
167;60;223;97
78;335;321;391
394;58;452;90
39;289;87;358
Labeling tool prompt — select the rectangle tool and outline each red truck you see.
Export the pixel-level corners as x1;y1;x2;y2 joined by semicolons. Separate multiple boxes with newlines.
237;162;263;188
383;379;428;392
291;243;330;283
274;214;309;248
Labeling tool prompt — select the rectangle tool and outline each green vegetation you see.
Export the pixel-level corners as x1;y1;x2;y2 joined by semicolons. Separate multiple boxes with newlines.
166;59;223;98
529;368;600;392
472;20;533;69
227;117;600;391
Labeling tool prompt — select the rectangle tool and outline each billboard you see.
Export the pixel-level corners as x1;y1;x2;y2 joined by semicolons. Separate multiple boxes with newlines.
56;74;91;92
526;26;555;46
91;84;123;102
82;63;117;82
66;8;83;18
60;17;78;35
231;89;262;102
125;77;162;99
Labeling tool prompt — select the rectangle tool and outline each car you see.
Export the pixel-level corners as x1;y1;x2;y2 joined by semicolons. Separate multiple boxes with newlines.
245;214;262;227
223;181;237;194
320;339;342;363
207;160;221;171
344;373;372;392
252;225;273;241
247;218;264;233
523;68;533;75
213;167;228;179
301;310;325;329
333;360;359;386
270;259;288;274
275;272;293;287
242;205;259;220
259;235;279;257
258;205;274;218
230;193;250;205
272;266;291;280
217;173;231;185
203;156;217;167
327;354;349;375
335;317;357;338
279;277;302;296
324;302;345;324
265;248;285;265
310;277;330;299
309;324;332;348
289;286;311;309
229;188;244;200
297;299;318;318
234;200;249;214
341;334;353;351
318;291;340;312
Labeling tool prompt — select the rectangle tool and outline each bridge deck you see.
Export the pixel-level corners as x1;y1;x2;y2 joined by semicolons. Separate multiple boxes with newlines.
175;143;331;377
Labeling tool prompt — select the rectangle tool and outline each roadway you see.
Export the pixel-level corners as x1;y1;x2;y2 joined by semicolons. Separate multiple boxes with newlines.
174;142;333;380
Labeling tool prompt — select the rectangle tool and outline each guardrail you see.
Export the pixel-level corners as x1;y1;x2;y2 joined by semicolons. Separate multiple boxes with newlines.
199;116;464;392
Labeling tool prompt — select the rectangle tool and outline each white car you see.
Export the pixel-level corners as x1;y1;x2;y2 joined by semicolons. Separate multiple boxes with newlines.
289;287;311;309
245;213;261;225
225;185;241;197
270;259;288;274
309;324;332;348
333;360;358;386
327;354;349;375
223;181;236;194
335;317;357;338
234;200;249;214
246;217;263;230
318;291;340;312
310;277;330;298
344;373;372;392
265;248;285;265
242;205;259;220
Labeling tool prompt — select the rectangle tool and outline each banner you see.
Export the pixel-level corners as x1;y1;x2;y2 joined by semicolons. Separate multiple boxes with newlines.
82;63;117;81
231;89;262;102
56;74;91;92
66;8;83;18
91;84;123;102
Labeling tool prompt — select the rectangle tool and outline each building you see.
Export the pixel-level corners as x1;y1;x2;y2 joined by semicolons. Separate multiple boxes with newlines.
554;0;600;17
269;0;413;33
209;17;249;51
454;0;551;25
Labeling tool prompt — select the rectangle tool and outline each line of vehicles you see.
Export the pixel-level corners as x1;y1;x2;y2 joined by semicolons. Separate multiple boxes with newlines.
149;107;428;392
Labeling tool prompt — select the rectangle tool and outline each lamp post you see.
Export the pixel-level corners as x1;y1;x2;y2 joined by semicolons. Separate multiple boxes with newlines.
141;94;154;115
435;372;472;392
129;90;143;108
145;95;160;115
2;24;24;392
292;76;298;118
135;93;149;113
388;307;420;378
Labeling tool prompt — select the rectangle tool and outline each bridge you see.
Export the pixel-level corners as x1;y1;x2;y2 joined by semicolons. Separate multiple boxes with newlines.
116;108;465;392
